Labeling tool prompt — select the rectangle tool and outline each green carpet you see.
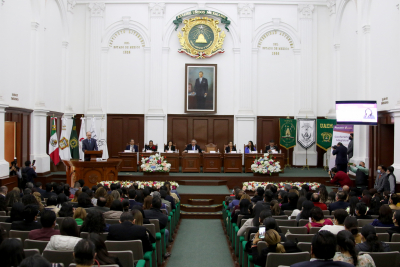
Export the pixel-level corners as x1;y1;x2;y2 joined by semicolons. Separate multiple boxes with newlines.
177;185;230;194
166;219;233;267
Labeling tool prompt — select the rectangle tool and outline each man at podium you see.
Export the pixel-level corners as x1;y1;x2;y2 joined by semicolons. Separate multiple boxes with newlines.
126;139;138;152
82;131;98;161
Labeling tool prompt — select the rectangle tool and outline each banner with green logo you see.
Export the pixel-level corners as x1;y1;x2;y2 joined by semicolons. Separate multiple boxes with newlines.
69;117;79;159
316;119;337;151
279;119;297;149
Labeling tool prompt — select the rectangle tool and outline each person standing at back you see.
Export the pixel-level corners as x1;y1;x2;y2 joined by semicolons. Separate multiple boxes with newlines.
374;165;387;191
21;161;37;188
332;142;348;173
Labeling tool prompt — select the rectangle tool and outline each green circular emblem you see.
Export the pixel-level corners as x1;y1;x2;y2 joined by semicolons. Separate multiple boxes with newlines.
188;24;214;51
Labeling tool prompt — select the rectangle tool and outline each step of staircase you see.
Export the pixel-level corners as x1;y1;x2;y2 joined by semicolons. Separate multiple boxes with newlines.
181;204;222;213
179;180;227;186
188;199;214;205
180;210;223;219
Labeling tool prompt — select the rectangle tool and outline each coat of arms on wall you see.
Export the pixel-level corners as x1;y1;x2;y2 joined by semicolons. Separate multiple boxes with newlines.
177;17;226;59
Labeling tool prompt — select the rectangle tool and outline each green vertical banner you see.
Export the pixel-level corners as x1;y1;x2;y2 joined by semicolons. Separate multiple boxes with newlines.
69;117;79;159
316;119;337;151
279;118;297;149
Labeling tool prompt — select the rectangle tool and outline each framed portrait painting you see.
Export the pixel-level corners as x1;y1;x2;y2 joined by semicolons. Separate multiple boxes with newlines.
185;64;217;113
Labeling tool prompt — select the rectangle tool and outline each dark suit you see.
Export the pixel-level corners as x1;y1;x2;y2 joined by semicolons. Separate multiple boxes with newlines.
328;200;350;213
107;221;153;253
125;145;138;152
194;77;208;109
11;220;42;231
21;167;37;183
291;260;354;267
145;145;157;152
332;145;348;172
82;138;98;161
185;144;202;153
264;145;279;153
225;146;237;153
144;208;168;229
129;199;143;209
87;206;110;213
164;145;175;152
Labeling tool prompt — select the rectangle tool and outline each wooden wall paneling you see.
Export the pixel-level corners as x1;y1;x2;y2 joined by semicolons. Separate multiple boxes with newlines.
4;122;15;164
170;118;188;153
107;115;144;158
193;119;208;147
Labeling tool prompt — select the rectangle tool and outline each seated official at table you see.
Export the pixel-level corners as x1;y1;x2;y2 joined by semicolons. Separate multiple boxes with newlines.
264;140;278;153
145;140;157;151
185;139;202;153
245;141;256;153
125;139;138;152
225;142;236;153
165;141;175;152
82;131;98;161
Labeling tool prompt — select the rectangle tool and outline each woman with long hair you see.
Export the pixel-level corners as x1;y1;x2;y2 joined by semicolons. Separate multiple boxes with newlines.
231;199;251;223
73;207;87;226
0;238;25;267
143;196;153;210
5;190;20;207
318;184;329;203
334;230;376;267
71;189;82;203
56;193;69;208
356;224;390;252
105;194;114;208
88;233;122;267
290;196;306;218
367;196;382;215
132;209;144;226
278;190;288;204
371;204;394;227
111;190;121;202
346;196;360;216
45;217;82;250
245;141;256;153
344;216;362;244
80;210;109;233
95;187;108;199
251;229;285;267
5;202;24;223
58;202;75;217
77;192;94;208
32;192;45;212
263;217;286;241
296;200;314;221
270;200;284;215
355;202;372;220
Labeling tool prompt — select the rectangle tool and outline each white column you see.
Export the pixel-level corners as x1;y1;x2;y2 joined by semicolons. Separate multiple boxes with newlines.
145;115;166;152
297;4;314;116
148;3;165;114
30;21;45;108
30;109;50;173
87;3;105;114
0;103;9;178
237;3;254;115
392;105;400;181
326;0;337;117
162;47;169;113
61;41;72;113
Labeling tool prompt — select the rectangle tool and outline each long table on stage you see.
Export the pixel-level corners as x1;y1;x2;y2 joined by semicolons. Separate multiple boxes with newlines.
244;153;285;173
161;152;180;172
63;159;122;187
203;152;222;173
181;152;201;173
118;152;138;172
224;153;242;173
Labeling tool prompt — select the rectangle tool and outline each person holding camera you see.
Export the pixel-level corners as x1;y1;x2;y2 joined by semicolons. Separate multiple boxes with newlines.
332;142;348;173
9;159;20;176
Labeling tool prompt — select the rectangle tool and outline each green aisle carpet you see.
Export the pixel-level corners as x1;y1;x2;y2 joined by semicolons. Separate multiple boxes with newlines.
166;219;234;267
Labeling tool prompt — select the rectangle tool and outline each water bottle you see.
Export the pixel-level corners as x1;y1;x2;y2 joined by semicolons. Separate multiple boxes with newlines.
218;149;220;153
260;149;262;153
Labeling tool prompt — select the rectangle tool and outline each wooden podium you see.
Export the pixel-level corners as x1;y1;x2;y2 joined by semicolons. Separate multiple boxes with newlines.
118;152;138;172
63;159;122;188
181;152;201;173
161;152;180;172
84;150;103;161
203;152;222;173
244;153;285;173
224;153;243;173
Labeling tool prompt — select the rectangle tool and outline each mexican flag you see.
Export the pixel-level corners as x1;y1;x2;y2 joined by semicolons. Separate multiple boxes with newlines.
48;117;60;165
70;117;79;159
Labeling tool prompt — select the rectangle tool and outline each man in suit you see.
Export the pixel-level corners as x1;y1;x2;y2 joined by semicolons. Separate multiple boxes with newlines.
128;189;143;209
194;71;208;109
125;139;138;152
185;139;202;152
11;204;42;231
107;212;153;253
332;142;348;173
88;197;110;213
328;191;350;213
82;131;98;161
264;140;279;153
291;230;354;267
145;140;157;151
347;133;353;161
374;165;387;191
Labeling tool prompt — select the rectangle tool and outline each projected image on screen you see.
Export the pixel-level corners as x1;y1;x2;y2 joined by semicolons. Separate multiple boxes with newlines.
336;101;377;125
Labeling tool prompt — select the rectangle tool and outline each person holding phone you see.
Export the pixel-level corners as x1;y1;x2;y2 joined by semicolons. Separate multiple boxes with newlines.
21;160;37;189
251;229;285;266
